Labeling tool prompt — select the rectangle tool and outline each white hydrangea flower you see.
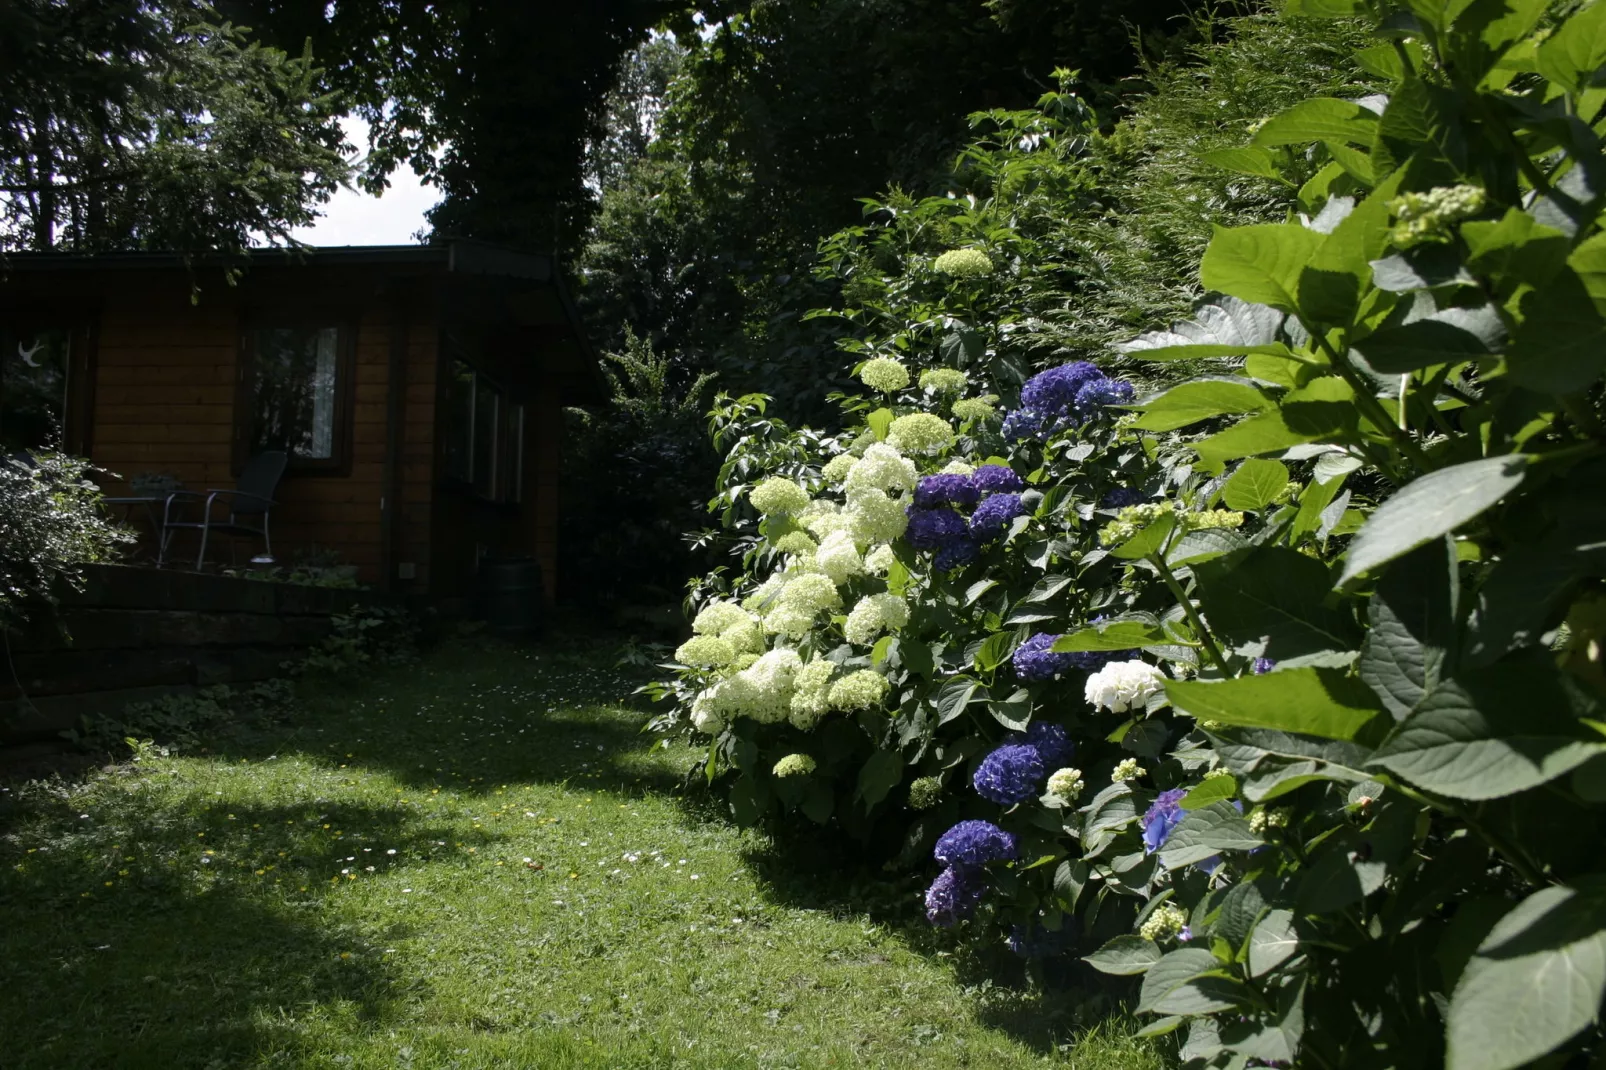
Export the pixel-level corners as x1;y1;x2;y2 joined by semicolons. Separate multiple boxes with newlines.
741;574;787;613
675;635;736;668
710;649;802;724
692;601;752;636
802;501;851;539
844;597;887;646
864;544;897;574
886;413;954;455
1085;660;1169;713
773;531;818;555
764;605;816;639
821;453;858;484
843;443;916;497
940;460;976;476
723;620;765;656
872;592;910;629
1112;758;1145;782
749;478;809;516
1047;767;1084;802
780;573;841;614
828;669;890;711
845;488;909;545
814;529;863;585
859;357;911;393
789;659;835;729
690;692;725;735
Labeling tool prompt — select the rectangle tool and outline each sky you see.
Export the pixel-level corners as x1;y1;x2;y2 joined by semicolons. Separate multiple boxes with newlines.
289;117;439;247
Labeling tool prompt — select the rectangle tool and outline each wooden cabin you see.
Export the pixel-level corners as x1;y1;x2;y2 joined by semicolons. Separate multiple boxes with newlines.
0;242;605;605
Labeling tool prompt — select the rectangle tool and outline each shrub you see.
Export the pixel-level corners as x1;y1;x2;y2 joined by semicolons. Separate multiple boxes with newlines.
0;452;132;628
655;2;1606;1067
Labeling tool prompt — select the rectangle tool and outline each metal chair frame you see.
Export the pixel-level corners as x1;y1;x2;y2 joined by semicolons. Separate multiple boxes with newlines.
158;451;287;570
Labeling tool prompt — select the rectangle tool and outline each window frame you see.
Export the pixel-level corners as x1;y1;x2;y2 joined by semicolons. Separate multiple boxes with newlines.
440;355;525;506
0;317;97;456
234;315;357;476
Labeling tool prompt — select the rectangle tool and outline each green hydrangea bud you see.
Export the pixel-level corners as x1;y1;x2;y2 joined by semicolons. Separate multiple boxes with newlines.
1139;903;1188;943
933;248;994;278
773;753;817;778
908;776;943;809
1388;184;1487;247
1112;758;1145;782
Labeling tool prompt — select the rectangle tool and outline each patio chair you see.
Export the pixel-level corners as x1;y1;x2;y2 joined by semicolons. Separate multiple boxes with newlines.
158;451;288;570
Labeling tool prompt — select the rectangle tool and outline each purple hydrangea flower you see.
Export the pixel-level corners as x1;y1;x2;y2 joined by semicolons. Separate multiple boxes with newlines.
913;473;979;509
1102;487;1149;509
905;506;967;550
934;819;1019;867
933;536;979;572
1253;657;1276;674
925;865;985;927
1008;920;1077;959
973;743;1046;805
1141;788;1189;854
1009;721;1074;767
969;492;1025;541
1021;361;1103;413
1000;408;1048;440
1075;377;1135;414
972;465;1024;496
1012;633;1079;681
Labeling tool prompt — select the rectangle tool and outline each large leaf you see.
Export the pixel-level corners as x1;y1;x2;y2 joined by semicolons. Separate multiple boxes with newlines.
1168;668;1388;743
1353;305;1507;374
1359;538;1458;718
934;676;980;725
1247;909;1300;978
1447;878;1606;1070
1367;660;1606;800
1339;455;1529;585
1222;459;1290;511
1253;97;1379;147
1052;618;1170;652
1193;545;1361;660
1158;801;1264;868
1133;380;1270;432
1536;0;1606;92
1084;935;1163;976
1200;224;1328;312
1118;296;1287;359
1138;948;1241;1015
1297;166;1405;324
1506;262;1606;394
855;748;904;807
1203;727;1374;802
1198;146;1285;181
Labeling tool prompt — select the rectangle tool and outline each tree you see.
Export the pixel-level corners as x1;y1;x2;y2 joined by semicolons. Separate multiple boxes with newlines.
0;0;348;258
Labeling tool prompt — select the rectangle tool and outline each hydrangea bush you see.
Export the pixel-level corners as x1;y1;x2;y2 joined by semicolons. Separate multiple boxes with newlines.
653;3;1606;1066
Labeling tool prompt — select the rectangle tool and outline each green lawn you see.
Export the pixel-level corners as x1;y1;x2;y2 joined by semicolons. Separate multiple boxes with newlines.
0;639;1164;1070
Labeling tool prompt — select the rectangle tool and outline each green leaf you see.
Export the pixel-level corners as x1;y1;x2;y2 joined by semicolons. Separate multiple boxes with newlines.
729;774;765;825
973;632;1015;673
1354;305;1507;374
1137;948;1233;1013
1359;537;1457;719
989;688;1032;732
1133;380;1270;432
1253;98;1379;148
1247;909;1299;978
855;748;904;807
1158;801;1264;868
1084;935;1163;976
1285;0;1363;14
1298;166;1406;323
1339;456;1529;585
1181;775;1237;809
1193;545;1361;660
1052;619;1171;652
866;408;893;441
1023;574;1072;603
1168;668;1387;743
1367;661;1606;800
1537;0;1606;92
1207;727;1375;802
1447;878;1606;1070
1139;948;1249;1015
1198;146;1286;181
1222;459;1290;511
1109;512;1178;561
934;676;980;725
1506;258;1606;395
1200;224;1327;312
1168;528;1249;567
800;779;833;824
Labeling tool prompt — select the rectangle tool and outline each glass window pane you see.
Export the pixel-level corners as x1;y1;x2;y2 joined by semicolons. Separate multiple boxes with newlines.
1;328;70;452
249;327;339;459
501;403;524;502
473;377;498;498
443;360;475;482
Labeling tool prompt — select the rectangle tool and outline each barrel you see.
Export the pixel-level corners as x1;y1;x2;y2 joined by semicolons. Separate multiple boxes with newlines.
476;556;545;636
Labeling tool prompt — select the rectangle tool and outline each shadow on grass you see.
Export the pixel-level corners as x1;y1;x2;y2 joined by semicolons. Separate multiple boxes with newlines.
0;783;490;1070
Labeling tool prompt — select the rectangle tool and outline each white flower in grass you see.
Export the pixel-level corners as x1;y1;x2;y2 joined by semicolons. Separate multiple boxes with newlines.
1084;659;1168;713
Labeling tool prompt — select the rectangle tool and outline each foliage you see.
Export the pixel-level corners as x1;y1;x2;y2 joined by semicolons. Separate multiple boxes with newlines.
0;453;132;628
0;0;347;259
654;1;1606;1066
295;604;420;675
68;679;295;754
559;329;721;603
0;640;1165;1068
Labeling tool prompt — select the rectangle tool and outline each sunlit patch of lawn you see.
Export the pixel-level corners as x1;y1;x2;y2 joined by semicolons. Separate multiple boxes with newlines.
0;640;1166;1069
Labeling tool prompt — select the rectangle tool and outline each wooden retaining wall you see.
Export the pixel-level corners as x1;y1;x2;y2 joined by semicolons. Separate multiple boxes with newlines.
1;564;397;744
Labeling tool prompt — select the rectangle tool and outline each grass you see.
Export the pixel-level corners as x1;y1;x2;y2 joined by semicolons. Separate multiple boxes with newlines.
0;637;1167;1070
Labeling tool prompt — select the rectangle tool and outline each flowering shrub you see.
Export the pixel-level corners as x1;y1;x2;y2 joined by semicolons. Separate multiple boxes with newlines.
651;3;1606;1066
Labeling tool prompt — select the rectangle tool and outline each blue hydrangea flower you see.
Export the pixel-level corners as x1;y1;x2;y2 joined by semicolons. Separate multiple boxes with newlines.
1008;920;1077;958
925;865;985;927
1075;377;1135;414
913;473;979;509
1000;408;1049;440
970;492;1025;541
1253;657;1276;674
972;464;1024;496
1021;361;1103;413
933;819;1019;867
1102;487;1149;509
1012;633;1079;681
905;506;967;550
973;743;1046;805
1009;721;1074;767
933;536;979;572
1141;788;1189;854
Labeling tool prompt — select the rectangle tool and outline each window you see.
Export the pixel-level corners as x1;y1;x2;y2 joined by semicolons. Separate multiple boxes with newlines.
442;358;523;502
1;327;71;453
239;324;351;471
